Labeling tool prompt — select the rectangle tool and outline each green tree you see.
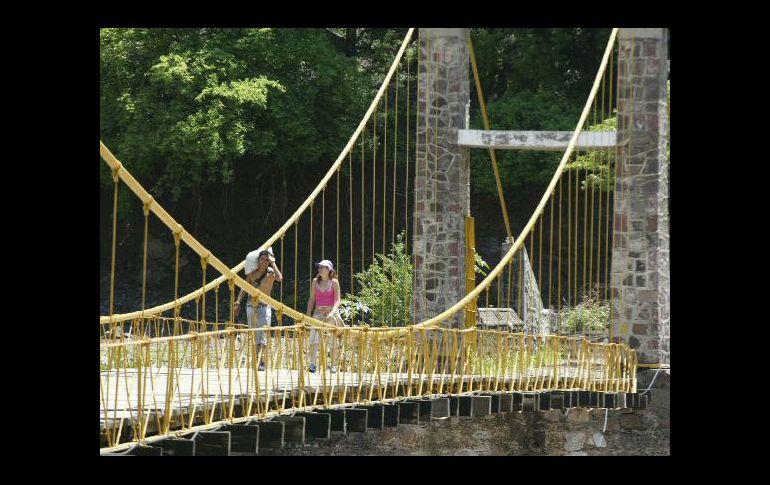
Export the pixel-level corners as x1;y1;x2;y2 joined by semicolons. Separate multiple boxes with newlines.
566;114;617;192
470;88;582;198
100;28;368;203
467;29;612;203
565;80;670;192
341;232;412;326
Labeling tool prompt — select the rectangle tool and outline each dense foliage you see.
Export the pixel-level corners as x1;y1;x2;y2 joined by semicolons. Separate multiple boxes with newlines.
101;28;646;313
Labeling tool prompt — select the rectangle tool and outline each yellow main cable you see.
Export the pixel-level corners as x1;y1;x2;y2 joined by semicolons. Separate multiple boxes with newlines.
469;32;513;239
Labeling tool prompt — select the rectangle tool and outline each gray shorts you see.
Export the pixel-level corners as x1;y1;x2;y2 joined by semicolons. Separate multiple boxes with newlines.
309;309;343;345
247;303;271;346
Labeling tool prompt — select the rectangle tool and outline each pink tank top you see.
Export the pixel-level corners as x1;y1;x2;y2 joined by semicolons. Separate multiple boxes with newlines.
315;282;337;307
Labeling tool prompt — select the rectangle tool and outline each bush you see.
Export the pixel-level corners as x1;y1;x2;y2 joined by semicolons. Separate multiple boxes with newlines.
474;251;490;276
560;295;609;334
337;299;372;324
342;232;412;326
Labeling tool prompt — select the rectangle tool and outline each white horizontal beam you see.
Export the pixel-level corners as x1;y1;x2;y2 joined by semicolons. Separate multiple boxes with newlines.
457;130;617;151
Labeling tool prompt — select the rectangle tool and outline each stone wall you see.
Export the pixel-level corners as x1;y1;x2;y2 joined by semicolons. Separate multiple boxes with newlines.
610;28;670;364
275;372;670;456
412;28;470;329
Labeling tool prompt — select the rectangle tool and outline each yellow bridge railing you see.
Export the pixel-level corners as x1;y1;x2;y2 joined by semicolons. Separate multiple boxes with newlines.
101;323;637;450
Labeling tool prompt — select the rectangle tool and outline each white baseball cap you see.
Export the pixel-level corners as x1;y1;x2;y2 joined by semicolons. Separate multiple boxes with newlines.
315;260;334;270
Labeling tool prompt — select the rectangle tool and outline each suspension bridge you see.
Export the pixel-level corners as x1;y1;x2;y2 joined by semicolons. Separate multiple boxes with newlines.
100;28;669;455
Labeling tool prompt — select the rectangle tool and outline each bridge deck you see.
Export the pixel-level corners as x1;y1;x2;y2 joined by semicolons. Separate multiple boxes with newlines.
100;366;625;432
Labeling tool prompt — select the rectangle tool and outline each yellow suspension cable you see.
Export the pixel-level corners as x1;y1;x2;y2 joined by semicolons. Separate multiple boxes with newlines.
558;178;563;332
517;249;523;330
583;148;589;304
390;76;397;323
549;192;554;312
469;32;513;239
201;255;208;326
538;211;543;307
383;85;389;326
567;167;571;316
372;104;377;266
524;226;540;328
506;257;513;318
572;159;580;307
361;132;365;276
310;201;314;287
321;187;325;259
498;262;503;309
595;154;603;302
141;201;150;317
392;62;399;251
349;151;354;295
109;169;119;321
606;46;615;333
591;71;604;298
280;235;285;315
383;86;388;257
173;228;181;327
337;166;340;281
405;48;411;252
